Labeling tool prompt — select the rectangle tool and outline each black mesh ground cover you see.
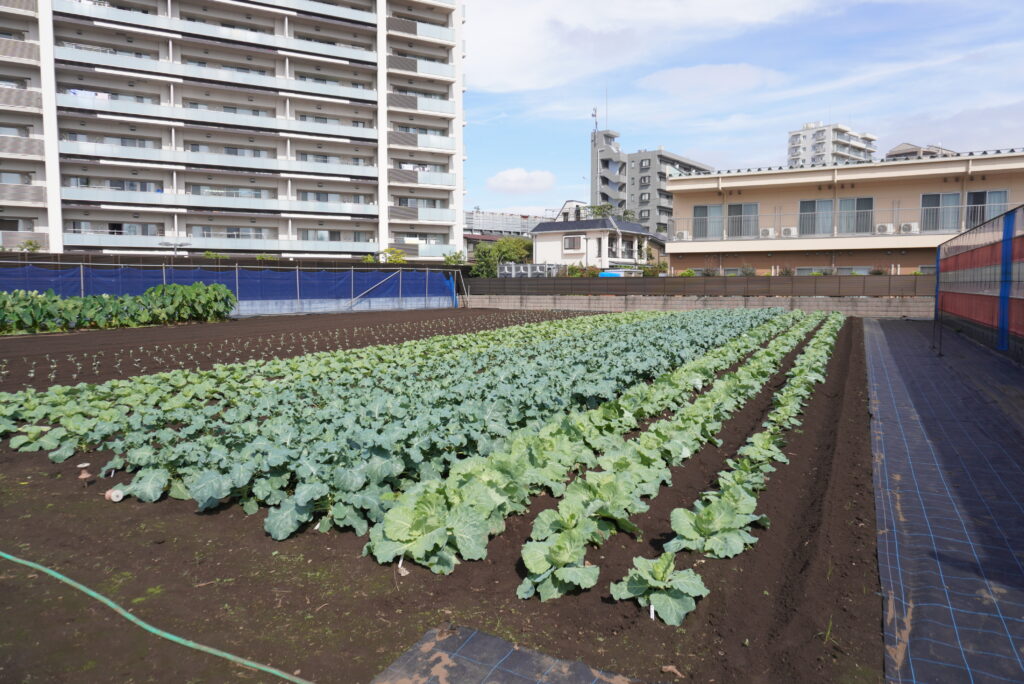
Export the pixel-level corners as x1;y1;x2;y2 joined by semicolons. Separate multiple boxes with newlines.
865;320;1024;683
371;625;639;684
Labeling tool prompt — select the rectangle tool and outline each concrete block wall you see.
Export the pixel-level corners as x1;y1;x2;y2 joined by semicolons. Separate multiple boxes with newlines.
461;294;935;319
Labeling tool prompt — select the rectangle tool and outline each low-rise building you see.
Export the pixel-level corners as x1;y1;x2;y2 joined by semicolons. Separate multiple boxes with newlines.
666;149;1024;275
531;217;665;270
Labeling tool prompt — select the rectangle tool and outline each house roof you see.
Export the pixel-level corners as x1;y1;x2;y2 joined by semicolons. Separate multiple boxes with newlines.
530;218;666;244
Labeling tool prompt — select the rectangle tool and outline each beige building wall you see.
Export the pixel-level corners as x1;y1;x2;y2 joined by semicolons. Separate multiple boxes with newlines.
666;151;1024;275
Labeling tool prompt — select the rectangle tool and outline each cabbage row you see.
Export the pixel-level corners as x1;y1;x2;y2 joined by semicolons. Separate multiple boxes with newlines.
613;313;844;626
0;308;783;540
515;312;824;602
367;310;803;574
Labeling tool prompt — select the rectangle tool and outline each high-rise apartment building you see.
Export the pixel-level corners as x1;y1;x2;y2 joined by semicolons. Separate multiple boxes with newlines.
590;129;711;235
0;0;463;260
787;122;877;168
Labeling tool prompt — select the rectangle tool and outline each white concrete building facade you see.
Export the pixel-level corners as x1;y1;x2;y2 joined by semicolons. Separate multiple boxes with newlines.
0;0;464;260
787;122;877;168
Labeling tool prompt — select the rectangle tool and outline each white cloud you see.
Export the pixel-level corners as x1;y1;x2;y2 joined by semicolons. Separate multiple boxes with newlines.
486;168;557;194
463;0;827;93
637;64;785;97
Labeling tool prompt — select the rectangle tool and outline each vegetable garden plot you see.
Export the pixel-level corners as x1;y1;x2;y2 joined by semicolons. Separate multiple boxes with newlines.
0;315;880;684
0;308;785;546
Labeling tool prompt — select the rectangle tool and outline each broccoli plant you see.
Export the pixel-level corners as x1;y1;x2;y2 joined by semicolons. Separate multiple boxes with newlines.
610;552;709;625
664;485;768;559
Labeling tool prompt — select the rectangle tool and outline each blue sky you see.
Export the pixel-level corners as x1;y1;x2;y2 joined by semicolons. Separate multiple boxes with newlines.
461;0;1024;214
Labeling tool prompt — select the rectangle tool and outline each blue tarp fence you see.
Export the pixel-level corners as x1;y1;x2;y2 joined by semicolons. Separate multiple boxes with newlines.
0;264;459;314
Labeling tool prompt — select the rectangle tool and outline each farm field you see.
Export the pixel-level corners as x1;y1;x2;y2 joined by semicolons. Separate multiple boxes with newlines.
0;308;882;683
0;308;589;392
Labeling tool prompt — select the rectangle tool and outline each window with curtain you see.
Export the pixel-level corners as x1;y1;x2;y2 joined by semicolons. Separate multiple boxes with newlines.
921;192;960;232
692;205;723;240
799;199;833;235
837;197;873;234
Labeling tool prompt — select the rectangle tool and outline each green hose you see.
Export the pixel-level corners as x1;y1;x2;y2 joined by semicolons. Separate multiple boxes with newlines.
0;549;314;684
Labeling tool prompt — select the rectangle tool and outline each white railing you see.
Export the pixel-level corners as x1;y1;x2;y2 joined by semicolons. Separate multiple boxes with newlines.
668;204;1008;241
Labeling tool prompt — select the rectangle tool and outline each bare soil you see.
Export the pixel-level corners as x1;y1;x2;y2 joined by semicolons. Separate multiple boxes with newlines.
0;308;589;392
0;317;881;684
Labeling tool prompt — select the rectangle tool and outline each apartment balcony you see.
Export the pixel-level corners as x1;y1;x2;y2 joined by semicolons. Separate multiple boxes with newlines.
56;93;377;140
0;230;47;250
60;187;380;215
0;183;45;204
668;204;1006;243
263;0;376;24
0;0;37;13
388;130;455;150
388;168;455;186
388;205;454;222
62;231;377;253
0;87;41;111
386;16;455;43
59;141;379;178
0;36;38;64
386;55;455;79
0;134;43;159
52;0;376;63
386;92;455;114
54;46;378;101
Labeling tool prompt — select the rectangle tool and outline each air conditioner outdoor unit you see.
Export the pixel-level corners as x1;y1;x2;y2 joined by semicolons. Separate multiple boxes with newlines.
875;223;894;235
759;227;776;239
674;230;691;241
781;226;798;238
900;222;920;234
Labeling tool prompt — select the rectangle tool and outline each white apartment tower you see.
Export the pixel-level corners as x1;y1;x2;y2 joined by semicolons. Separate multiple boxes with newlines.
787;122;877;168
0;0;464;260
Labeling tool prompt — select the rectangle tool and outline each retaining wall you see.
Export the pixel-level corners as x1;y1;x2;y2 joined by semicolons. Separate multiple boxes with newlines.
462;294;935;319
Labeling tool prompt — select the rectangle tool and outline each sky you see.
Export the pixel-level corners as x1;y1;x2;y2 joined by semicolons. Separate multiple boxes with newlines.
461;0;1024;215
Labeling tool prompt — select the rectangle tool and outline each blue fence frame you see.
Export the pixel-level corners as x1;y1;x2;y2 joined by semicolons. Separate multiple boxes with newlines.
0;263;460;315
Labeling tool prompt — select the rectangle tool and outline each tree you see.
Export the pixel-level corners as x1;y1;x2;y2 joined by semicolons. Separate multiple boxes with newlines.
470;237;532;278
586;204;636;222
362;248;407;265
443;250;466;265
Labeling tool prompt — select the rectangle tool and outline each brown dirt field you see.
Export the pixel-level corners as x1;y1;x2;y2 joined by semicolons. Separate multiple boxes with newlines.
0;308;589;392
0;317;881;683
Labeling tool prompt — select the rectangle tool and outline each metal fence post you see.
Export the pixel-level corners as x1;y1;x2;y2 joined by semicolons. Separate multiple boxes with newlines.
424;268;429;307
399;268;404;309
350;267;354;306
235;264;240;300
79;264;84;296
161;263;166;285
295;263;301;311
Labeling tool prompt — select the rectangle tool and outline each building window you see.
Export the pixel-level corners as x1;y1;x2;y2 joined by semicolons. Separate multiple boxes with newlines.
563;235;582;251
727;203;758;238
798;199;833;236
639;159;650;169
921;192;960;232
639;175;650;185
838;197;873;234
835;266;872;275
965;190;1008;228
693;205;724;240
639;192;650;201
639;209;650;219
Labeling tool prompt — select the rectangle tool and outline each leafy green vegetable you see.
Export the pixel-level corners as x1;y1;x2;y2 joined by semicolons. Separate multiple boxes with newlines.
610;553;709;625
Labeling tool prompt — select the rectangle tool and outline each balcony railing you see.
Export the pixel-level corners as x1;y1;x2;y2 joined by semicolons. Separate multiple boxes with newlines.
62;231;378;253
669;205;1008;241
54;46;378;101
58;141;379;177
56;93;377;140
60;187;380;215
54;0;377;62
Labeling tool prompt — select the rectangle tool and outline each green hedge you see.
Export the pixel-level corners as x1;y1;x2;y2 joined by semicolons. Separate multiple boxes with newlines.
0;283;237;335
